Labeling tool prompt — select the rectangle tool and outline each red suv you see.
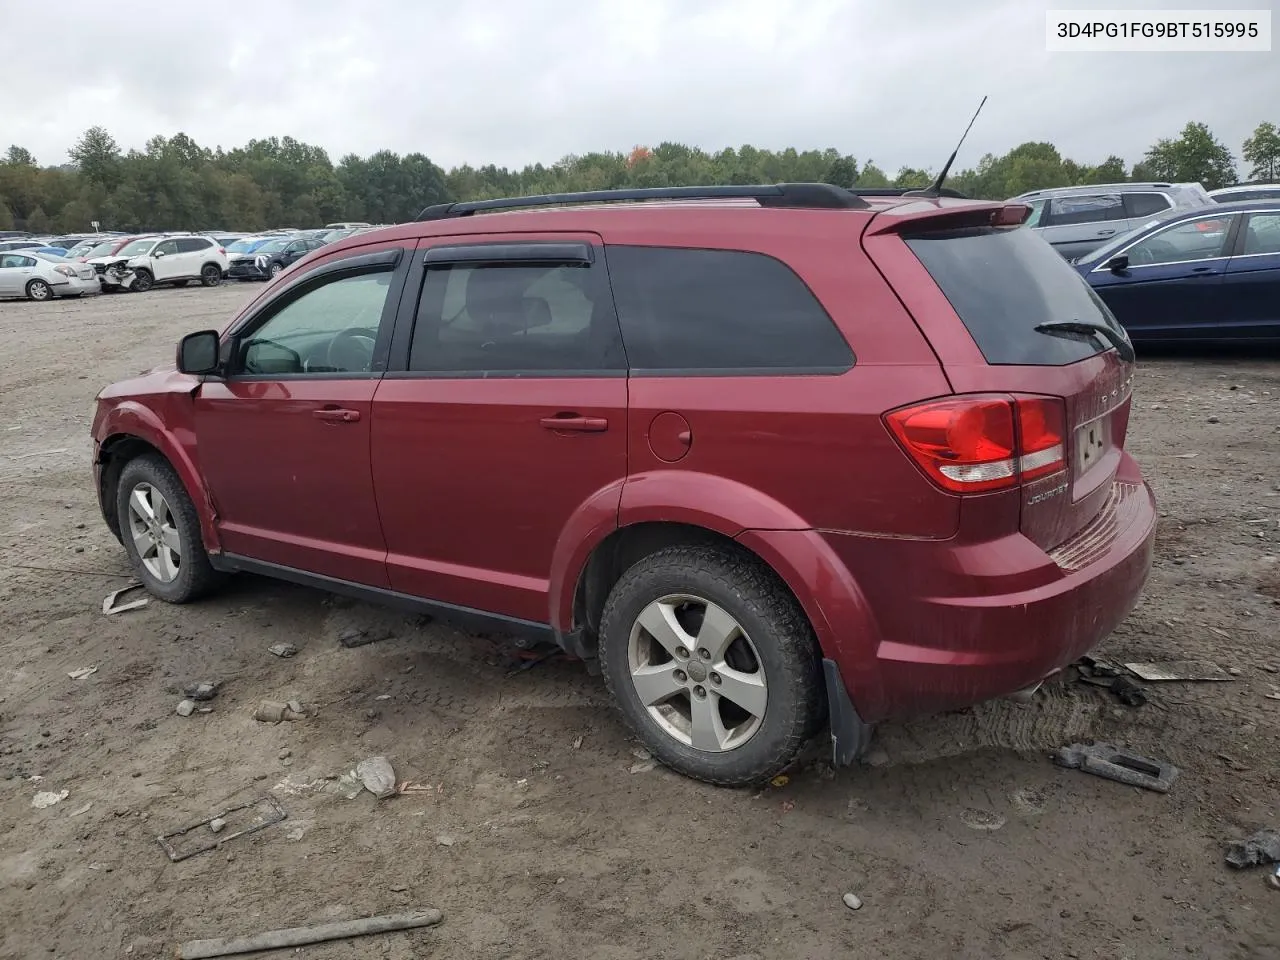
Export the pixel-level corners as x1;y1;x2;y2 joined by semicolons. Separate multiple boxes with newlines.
91;183;1156;786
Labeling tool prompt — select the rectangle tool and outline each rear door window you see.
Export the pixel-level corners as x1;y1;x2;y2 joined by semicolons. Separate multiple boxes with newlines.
1044;195;1126;227
1124;216;1236;266
1124;193;1172;218
904;226;1123;366
605;246;853;374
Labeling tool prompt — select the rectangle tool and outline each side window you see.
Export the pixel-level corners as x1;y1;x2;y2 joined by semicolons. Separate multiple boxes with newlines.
1242;214;1280;256
1124;193;1172;218
1045;195;1126;226
1126;216;1235;266
176;238;208;253
606;246;854;373
408;257;625;375
237;270;394;376
1023;199;1047;228
0;254;30;268
154;239;179;256
285;241;305;255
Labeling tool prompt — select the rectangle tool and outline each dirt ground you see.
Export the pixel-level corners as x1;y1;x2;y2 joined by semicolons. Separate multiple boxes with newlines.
1;283;1278;960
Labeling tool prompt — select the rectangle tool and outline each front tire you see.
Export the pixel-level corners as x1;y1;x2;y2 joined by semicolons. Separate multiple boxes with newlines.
268;261;284;279
599;544;823;787
131;269;154;293
201;264;222;286
115;454;223;603
26;279;53;301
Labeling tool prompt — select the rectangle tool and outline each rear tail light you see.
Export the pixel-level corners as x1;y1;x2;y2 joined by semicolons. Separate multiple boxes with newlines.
54;265;77;278
885;394;1066;494
218;247;226;255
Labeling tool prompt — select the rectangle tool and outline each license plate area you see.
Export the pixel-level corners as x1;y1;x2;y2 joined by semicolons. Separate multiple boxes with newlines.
1075;415;1109;473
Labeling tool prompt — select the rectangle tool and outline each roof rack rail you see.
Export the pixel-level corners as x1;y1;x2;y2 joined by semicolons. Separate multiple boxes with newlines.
416;182;870;221
849;187;970;199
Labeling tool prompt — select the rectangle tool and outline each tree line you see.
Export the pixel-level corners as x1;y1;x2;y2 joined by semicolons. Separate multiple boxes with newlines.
2;120;1277;235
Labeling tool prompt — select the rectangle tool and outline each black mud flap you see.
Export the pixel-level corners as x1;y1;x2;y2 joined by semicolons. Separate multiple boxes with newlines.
824;658;873;766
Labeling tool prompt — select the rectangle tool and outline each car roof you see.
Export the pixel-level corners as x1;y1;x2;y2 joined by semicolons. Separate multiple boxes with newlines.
1207;183;1280;195
1010;182;1206;200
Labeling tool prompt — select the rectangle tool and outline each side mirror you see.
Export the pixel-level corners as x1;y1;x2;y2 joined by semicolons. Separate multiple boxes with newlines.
177;330;221;375
154;249;166;258
1105;254;1129;273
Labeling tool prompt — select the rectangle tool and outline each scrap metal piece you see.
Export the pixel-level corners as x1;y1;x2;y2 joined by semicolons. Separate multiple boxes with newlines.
1124;660;1233;682
103;582;148;615
157;795;287;862
1053;742;1179;793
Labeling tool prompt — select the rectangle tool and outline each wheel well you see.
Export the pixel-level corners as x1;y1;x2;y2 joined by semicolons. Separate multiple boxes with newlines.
98;435;163;539
572;522;804;647
202;261;220;272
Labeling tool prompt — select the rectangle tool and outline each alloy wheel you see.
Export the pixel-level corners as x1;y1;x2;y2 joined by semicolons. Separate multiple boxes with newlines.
627;594;768;752
126;482;182;583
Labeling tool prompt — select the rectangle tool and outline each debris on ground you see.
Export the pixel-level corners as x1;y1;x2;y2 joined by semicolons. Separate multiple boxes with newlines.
960;808;1007;831
842;892;863;911
1225;828;1280;869
1053;742;1179;793
356;756;397;799
252;701;305;723
267;643;298;658
69;802;92;817
176;908;443;960
31;790;68;809
102;583;148;615
572;735;584;750
1073;656;1147;706
176;700;197;717
67;666;98;680
209;818;227;834
770;775;790;788
629;760;656;774
1124;660;1235;682
157;795;287;862
435;835;456;847
184;681;219;701
338;626;394;649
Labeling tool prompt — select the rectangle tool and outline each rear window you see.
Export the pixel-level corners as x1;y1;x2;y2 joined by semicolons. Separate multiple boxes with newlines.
606;246;854;374
905;226;1122;366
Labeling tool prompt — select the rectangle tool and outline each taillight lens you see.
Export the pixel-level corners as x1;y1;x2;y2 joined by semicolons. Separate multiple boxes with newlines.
54;265;76;278
885;394;1066;493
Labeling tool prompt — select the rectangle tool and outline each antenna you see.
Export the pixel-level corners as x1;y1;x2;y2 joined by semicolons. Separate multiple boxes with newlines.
905;95;987;199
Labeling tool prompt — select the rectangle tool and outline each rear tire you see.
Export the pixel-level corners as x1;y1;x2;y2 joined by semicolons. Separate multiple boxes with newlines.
131;269;154;293
115;454;223;603
201;264;222;286
598;543;823;787
26;279;53;301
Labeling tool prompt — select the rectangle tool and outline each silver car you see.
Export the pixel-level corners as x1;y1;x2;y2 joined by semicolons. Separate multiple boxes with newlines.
1010;182;1214;260
0;250;101;301
1208;183;1280;203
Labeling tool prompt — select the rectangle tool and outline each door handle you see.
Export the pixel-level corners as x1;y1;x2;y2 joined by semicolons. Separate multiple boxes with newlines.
1190;266;1214;274
539;414;608;433
1096;228;1117;236
313;407;361;423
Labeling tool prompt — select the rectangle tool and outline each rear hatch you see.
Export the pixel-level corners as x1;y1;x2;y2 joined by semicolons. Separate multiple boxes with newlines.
863;202;1135;551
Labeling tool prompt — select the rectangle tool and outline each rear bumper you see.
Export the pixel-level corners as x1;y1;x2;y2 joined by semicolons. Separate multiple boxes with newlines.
53;276;101;296
751;453;1157;725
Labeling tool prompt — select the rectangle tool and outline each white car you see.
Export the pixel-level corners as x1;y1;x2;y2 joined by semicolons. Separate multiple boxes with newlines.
0;250;100;301
93;235;230;292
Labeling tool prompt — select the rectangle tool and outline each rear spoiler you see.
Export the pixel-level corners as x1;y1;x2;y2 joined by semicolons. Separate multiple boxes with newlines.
863;202;1031;236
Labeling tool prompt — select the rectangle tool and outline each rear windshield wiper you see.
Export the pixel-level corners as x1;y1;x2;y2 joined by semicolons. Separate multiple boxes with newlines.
1033;319;1135;363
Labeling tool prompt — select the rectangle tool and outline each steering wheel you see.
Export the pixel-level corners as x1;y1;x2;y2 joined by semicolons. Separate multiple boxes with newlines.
325;327;378;372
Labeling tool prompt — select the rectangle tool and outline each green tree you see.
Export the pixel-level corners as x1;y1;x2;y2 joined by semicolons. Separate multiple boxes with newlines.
0;203;13;231
1083;155;1127;184
26;205;50;232
893;167;933;189
69;126;123;190
5;146;36;166
1242;121;1280;181
855;162;891;187
1141;122;1237;190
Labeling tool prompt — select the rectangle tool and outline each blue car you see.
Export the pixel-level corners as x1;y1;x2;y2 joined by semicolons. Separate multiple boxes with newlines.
1073;199;1280;343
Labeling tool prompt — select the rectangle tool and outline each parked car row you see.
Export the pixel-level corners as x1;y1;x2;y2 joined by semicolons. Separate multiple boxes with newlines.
0;224;388;301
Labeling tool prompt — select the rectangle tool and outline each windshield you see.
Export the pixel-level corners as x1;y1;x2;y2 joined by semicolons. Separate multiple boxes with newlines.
226;238;263;253
905;225;1124;366
69;242;101;258
255;239;291;255
118;238;158;257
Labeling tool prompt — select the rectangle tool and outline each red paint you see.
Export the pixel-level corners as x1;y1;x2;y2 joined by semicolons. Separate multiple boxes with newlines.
92;194;1157;727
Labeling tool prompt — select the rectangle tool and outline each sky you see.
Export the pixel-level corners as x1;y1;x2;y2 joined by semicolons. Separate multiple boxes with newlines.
5;0;1276;175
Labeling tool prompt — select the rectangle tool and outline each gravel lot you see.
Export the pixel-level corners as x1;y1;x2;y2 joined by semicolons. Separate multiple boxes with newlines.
1;284;1278;960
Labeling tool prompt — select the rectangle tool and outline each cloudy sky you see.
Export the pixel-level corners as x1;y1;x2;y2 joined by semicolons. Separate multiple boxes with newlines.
6;0;1275;174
